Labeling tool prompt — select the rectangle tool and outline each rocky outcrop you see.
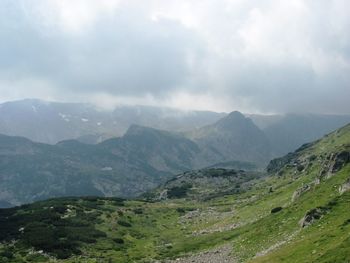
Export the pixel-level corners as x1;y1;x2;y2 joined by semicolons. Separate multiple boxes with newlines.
339;178;350;194
292;184;311;202
319;151;350;180
299;207;329;228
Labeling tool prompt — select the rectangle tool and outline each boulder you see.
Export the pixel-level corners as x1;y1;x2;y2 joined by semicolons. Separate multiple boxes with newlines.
299;207;328;228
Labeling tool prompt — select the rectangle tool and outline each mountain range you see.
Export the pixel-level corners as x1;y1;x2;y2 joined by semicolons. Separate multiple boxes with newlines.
0;123;349;262
0;111;268;207
1;99;349;155
1;99;350;207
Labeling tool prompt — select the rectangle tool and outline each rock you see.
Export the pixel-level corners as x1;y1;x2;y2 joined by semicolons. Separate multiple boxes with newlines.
299;207;328;228
292;184;311;202
319;151;350;180
331;151;350;173
339;178;350;194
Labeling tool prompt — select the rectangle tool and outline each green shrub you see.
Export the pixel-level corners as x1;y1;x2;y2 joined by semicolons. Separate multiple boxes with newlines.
117;220;132;227
113;238;125;244
271;207;283;213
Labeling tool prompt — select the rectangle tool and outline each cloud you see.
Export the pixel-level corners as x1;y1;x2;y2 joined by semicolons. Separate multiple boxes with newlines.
0;0;349;114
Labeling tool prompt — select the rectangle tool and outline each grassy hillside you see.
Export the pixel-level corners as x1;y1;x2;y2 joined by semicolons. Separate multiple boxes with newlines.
0;124;349;262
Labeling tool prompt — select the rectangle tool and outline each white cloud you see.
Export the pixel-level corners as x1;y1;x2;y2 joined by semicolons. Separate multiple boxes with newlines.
0;0;349;114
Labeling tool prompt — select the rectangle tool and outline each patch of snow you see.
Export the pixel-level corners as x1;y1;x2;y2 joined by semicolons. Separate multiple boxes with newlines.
101;167;113;171
81;118;89;122
32;106;37;113
59;113;70;122
97;122;102;126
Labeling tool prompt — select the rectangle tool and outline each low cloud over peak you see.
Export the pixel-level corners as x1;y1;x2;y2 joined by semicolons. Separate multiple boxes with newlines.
0;0;349;114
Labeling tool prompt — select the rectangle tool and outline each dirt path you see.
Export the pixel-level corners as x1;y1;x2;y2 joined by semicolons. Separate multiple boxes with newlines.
162;244;236;263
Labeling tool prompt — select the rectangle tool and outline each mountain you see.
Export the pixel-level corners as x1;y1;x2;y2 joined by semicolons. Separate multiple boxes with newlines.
0;124;349;262
99;125;200;174
189;111;271;166
0;126;200;206
0;99;225;144
248;113;350;156
1;99;349;159
0;111;269;207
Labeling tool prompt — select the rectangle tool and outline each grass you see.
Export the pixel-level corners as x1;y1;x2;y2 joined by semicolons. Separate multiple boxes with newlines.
0;124;350;262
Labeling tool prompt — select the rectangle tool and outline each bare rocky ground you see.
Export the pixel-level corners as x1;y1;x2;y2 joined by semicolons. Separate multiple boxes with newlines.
161;244;236;263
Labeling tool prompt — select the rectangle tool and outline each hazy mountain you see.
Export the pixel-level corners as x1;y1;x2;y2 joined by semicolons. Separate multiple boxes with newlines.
99;124;200;175
0;115;267;206
249;113;350;156
0;126;200;206
189;111;271;166
1;99;349;160
0;99;226;144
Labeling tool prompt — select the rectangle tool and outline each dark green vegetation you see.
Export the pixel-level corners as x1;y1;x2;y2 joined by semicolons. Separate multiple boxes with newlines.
0;197;123;260
0;123;350;262
145;168;265;201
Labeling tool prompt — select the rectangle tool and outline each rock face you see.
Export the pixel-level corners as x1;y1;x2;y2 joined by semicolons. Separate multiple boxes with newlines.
299;207;329;228
339;178;350;194
319;151;350;179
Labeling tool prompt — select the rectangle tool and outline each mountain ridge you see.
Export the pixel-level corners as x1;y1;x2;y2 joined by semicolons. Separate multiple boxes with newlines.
0;123;349;262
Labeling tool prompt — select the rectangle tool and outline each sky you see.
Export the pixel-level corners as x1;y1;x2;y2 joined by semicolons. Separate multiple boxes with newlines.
0;0;349;114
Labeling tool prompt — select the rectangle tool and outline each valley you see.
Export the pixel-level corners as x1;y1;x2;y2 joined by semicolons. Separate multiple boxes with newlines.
0;124;349;262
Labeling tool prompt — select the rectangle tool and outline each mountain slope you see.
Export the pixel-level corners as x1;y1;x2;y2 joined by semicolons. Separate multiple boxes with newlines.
0;126;200;206
1;124;349;262
100;125;199;174
189;111;271;166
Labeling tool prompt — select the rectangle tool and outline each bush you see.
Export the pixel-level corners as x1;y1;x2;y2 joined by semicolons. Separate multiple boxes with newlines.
117;220;132;227
271;207;283;213
133;208;143;214
167;184;192;199
113;238;125;244
0;251;13;259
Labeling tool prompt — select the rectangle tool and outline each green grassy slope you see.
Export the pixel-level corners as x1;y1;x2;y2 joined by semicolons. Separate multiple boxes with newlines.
0;124;349;263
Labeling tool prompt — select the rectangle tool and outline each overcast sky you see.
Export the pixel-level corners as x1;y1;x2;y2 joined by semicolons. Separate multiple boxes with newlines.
0;0;349;114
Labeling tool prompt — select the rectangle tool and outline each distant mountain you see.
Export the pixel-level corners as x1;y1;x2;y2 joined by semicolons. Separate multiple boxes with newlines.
249;113;350;156
1;99;349;159
0;113;269;207
99;125;200;174
0;99;225;144
0;126;200;206
188;111;271;166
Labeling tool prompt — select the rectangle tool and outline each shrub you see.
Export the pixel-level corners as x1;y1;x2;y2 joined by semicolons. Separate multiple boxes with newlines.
117;220;132;227
113;238;125;244
271;207;283;213
167;183;192;198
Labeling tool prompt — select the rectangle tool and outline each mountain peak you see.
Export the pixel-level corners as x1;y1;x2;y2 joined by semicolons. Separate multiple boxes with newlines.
124;124;154;137
225;111;246;120
215;110;250;129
